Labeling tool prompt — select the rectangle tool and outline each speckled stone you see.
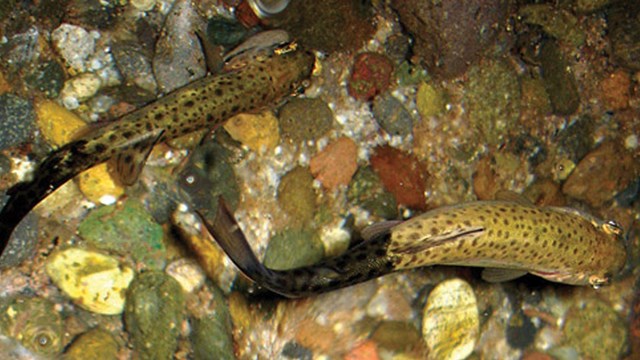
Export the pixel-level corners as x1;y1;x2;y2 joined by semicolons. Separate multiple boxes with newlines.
422;278;479;360
60;73;103;106
24;61;65;98
64;328;119;360
223;110;280;152
348;166;398;219
35;99;87;147
190;284;235;360
0;212;38;269
416;81;446;118
348;52;394;102
277;166;317;226
111;40;158;94
372;93;413;137
125;271;186;360
463;58;521;145
46;248;135;315
278;97;334;143
0;94;34;151
51;23;97;72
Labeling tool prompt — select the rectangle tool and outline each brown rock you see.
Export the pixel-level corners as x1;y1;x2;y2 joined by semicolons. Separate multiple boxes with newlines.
472;155;498;201
562;141;639;207
310;137;358;189
599;69;631;111
370;146;428;210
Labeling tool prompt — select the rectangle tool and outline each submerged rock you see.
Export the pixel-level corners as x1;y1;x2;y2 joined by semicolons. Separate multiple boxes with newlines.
64;328;119;360
125;271;186;360
278;97;334;144
190;284;235;360
277;166;317;226
0;94;35;151
263;228;324;270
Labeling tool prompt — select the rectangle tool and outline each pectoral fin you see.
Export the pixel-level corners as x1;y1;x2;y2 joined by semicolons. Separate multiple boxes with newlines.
494;190;534;206
481;268;528;283
361;220;403;241
109;129;165;186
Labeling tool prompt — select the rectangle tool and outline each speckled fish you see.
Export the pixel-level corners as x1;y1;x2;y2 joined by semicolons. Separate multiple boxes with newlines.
202;195;627;298
0;42;315;258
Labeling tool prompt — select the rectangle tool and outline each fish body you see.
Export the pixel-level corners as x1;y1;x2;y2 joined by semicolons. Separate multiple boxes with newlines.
203;199;627;298
0;42;315;257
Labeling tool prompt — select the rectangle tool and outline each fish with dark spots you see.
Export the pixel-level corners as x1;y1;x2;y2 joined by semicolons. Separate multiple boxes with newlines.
0;42;315;260
201;196;627;298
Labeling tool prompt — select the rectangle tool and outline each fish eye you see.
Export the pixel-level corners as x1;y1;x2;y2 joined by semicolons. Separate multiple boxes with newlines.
603;220;623;236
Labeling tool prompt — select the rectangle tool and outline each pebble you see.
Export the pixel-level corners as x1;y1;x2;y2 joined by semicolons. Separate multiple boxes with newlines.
60;73;103;105
0;296;64;357
0;27;40;74
345;340;379;360
394;61;429;87
506;310;537;349
34;99;87;147
77;164;124;204
348;52;394;102
422;278;479;360
536;39;580;116
64;328;119;360
0;212;39;269
554;116;594;162
371;321;421;353
608;2;640;71
263;228;324;270
347;166;398;219
125;271;186;360
370;145;428;210
562;299;628;360
189;284;235;360
51;23;96;72
416;81;446;119
562;141;638;207
165;258;206;293
153;0;206;93
131;0;156;12
463;58;521;145
0;94;35;151
281;341;313;360
77;200;166;270
206;16;247;47
223;110;280;152
24;60;65;98
599;69;631;110
277;166;317;225
278;97;334;143
46;248;134;315
391;0;508;79
372;93;413;137
309;137;358;189
111;40;158;94
519;4;586;47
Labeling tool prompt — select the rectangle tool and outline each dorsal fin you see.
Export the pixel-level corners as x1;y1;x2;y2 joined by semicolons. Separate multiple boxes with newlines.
361;220;403;241
494;190;534;206
108;129;165;186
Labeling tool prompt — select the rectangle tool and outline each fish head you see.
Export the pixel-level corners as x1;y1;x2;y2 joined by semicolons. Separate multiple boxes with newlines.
258;42;316;96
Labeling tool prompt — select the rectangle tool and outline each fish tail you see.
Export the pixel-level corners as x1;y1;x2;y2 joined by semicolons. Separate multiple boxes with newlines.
200;198;399;298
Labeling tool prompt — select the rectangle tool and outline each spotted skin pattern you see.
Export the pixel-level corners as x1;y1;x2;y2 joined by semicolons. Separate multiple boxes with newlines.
387;201;627;286
204;200;627;298
0;43;315;257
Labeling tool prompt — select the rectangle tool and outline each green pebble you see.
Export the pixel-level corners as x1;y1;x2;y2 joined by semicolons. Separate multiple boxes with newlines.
372;93;414;137
263;228;325;270
78;200;166;270
278;98;334;143
64;328;119;360
206;17;247;47
277;166;317;226
463;59;521;146
395;61;429;86
190;285;235;360
416;81;447;118
125;271;186;360
348;166;398;219
563;299;628;360
519;4;586;47
0;296;63;356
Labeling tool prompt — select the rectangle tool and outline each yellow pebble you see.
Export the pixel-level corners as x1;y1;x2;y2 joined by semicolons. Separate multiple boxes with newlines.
35;99;87;147
77;164;124;204
223;110;280;152
416;81;446;118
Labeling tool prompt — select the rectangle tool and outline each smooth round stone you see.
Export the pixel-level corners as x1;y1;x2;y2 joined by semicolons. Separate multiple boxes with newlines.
422;278;479;360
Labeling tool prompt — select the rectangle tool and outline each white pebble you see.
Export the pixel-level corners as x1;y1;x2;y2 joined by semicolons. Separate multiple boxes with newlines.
51;24;96;72
131;0;157;11
625;134;638;150
61;73;103;103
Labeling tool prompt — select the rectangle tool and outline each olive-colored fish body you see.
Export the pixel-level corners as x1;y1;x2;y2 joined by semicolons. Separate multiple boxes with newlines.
389;201;627;287
202;199;627;298
0;42;314;257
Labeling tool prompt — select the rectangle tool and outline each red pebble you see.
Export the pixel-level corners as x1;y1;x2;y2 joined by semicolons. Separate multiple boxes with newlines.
348;52;394;102
370;145;428;210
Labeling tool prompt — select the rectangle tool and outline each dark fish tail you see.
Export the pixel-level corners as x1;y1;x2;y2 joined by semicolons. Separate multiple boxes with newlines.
0;140;100;253
200;199;399;298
